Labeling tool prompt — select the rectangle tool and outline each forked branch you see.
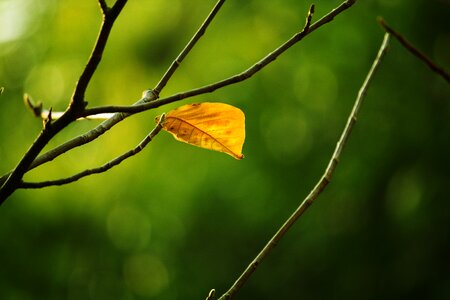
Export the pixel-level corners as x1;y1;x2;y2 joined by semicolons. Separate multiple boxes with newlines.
0;0;229;187
0;0;128;203
0;0;356;192
217;32;391;300
20;115;165;188
83;0;357;116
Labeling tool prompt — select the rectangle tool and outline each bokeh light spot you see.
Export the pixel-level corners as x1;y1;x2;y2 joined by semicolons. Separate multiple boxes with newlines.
107;205;152;251
261;109;312;163
386;168;423;220
123;254;169;298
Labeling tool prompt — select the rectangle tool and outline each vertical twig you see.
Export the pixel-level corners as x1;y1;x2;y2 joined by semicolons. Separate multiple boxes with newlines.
378;18;450;83
153;0;226;95
70;0;128;110
217;33;391;300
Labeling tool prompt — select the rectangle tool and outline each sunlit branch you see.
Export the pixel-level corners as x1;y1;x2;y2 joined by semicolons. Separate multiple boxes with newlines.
217;33;391;300
0;0;356;200
20;115;165;189
205;289;216;300
0;0;228;191
23;94;114;121
378;18;450;84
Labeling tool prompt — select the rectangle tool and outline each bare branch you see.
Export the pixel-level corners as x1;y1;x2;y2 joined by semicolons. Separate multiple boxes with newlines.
20;115;165;189
378;18;450;84
0;0;356;201
83;0;356;116
0;0;228;185
217;32;391;300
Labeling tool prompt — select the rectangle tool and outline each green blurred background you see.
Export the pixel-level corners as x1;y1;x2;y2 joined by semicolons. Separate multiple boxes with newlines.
1;0;449;299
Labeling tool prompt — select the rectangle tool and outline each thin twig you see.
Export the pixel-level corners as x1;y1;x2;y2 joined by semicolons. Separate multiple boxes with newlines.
153;0;226;96
20;115;165;189
378;18;450;84
217;33;391;300
83;0;356;116
70;0;128;110
0;0;228;189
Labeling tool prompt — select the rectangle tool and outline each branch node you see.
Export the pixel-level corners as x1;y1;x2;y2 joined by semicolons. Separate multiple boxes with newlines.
43;107;53;129
0;87;4;95
23;94;43;117
306;4;315;29
142;89;158;102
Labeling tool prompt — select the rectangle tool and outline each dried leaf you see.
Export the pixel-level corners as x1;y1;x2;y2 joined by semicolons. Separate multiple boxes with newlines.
156;102;245;159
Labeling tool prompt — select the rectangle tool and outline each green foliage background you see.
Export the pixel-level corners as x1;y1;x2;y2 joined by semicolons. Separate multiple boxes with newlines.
1;0;449;299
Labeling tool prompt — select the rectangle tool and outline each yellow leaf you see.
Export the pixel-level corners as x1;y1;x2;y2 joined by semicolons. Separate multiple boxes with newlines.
156;102;245;159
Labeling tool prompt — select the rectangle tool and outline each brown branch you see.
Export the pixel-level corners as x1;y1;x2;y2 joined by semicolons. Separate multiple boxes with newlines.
83;0;356;116
0;0;228;189
0;0;356;199
0;0;128;204
378;18;450;84
20;115;165;189
217;32;391;300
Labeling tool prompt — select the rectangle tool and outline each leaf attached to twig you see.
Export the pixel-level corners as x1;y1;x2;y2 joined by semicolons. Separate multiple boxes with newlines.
156;102;245;159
